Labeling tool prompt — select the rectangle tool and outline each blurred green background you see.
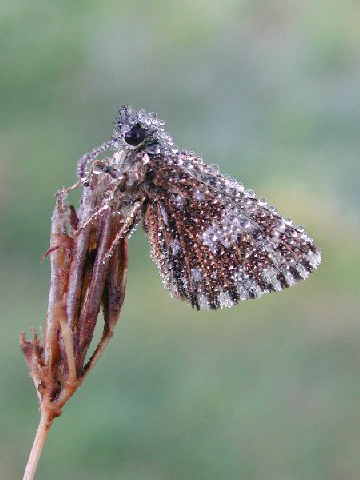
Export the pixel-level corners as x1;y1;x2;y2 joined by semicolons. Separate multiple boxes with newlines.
1;1;360;479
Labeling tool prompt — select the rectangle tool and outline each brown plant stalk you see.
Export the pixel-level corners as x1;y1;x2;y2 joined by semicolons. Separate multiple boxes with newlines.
21;171;129;480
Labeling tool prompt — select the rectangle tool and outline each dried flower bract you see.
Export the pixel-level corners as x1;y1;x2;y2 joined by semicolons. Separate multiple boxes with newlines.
21;172;129;480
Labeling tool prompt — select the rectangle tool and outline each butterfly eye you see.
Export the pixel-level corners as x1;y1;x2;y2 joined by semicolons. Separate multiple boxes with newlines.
124;123;146;146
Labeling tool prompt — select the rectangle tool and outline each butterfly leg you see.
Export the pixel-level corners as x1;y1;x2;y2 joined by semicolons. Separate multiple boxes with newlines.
73;183;120;236
102;199;144;263
77;138;116;182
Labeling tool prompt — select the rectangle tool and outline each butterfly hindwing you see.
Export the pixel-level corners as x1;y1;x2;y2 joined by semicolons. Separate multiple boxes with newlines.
142;153;321;310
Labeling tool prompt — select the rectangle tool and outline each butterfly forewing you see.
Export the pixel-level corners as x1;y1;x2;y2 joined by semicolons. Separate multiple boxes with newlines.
142;152;321;310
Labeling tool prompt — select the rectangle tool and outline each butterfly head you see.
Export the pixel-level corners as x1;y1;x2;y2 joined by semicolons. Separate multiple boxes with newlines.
112;105;176;154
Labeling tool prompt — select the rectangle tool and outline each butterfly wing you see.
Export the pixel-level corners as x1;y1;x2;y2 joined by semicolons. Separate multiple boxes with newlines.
142;152;321;310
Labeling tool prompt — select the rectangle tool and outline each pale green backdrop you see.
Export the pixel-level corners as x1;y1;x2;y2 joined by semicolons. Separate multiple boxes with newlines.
1;1;360;479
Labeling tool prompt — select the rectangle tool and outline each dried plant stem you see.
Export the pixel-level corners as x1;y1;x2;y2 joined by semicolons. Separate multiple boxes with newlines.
21;175;130;480
23;406;52;480
83;325;115;378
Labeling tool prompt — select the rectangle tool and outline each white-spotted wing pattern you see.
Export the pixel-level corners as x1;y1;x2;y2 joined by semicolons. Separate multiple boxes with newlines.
142;152;321;310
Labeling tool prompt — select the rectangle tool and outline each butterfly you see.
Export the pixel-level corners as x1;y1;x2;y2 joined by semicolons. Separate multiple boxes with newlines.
77;105;321;311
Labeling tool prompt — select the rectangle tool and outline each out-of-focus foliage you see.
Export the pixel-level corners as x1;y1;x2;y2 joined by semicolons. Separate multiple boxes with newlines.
1;1;360;479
